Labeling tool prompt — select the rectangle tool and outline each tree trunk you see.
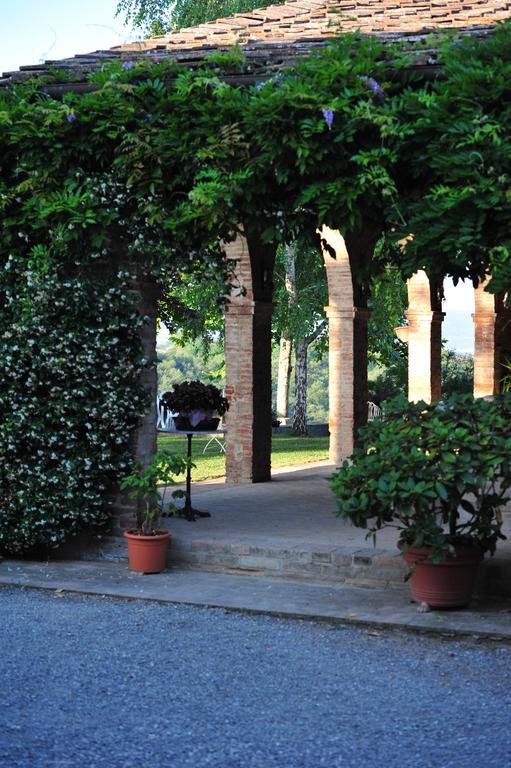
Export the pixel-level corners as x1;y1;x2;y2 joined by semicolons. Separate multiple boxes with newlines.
276;334;292;421
291;320;327;436
293;339;309;435
276;243;297;423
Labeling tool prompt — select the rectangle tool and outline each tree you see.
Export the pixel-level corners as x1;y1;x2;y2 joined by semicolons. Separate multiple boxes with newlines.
367;266;408;369
159;258;227;350
116;0;284;35
274;244;294;423
273;241;328;434
441;350;474;397
394;23;511;292
158;341;225;393
272;237;407;432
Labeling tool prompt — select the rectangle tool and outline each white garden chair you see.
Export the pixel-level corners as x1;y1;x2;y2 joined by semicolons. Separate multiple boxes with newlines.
367;401;382;421
202;418;226;454
156;396;175;431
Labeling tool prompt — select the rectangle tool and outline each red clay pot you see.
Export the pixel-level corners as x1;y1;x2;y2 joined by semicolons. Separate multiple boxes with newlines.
174;415;220;431
401;544;482;609
124;531;171;574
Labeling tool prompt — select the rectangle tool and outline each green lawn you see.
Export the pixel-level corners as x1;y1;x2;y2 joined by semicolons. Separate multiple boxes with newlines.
157;432;330;482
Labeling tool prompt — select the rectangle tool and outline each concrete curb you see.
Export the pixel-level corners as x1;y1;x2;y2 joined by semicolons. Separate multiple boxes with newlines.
1;559;511;643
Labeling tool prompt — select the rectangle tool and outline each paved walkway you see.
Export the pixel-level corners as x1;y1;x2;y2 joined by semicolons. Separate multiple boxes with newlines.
162;464;511;594
3;463;510;642
56;464;511;595
1;559;511;641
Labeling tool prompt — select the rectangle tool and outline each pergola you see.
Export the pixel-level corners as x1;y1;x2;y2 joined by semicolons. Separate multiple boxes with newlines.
3;1;511;535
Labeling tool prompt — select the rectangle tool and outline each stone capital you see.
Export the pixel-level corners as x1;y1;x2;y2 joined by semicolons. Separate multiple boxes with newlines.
472;312;497;323
406;310;445;324
226;303;255;317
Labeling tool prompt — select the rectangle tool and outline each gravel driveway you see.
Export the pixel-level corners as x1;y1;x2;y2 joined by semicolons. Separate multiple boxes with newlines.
1;586;510;768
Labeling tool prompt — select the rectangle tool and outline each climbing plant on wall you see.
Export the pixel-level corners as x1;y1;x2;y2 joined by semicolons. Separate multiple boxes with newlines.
0;265;146;554
0;63;237;554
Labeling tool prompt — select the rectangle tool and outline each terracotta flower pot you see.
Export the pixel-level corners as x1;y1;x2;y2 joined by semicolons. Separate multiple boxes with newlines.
124;530;171;573
174;415;220;431
394;325;409;343
401;544;482;609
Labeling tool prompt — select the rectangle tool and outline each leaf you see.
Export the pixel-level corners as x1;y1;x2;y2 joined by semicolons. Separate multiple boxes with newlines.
435;481;448;501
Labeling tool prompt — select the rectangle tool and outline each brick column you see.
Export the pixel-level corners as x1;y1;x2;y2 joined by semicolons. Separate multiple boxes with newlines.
224;232;275;483
113;277;160;533
324;305;369;464
473;280;511;397
406;271;444;403
319;226;370;465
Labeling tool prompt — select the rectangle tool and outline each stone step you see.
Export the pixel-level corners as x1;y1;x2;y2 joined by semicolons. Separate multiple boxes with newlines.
66;536;511;597
61;533;511;596
170;539;406;589
169;537;511;597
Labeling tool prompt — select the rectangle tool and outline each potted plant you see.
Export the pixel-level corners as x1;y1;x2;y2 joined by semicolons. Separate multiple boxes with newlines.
120;450;189;573
330;393;511;609
161;380;229;431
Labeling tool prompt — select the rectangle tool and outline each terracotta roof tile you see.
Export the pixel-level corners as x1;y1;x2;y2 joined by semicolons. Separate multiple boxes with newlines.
107;0;509;51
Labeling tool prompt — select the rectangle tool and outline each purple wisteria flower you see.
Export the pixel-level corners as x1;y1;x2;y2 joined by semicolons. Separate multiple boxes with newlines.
358;75;385;100
255;81;266;91
66;113;77;123
322;108;335;130
123;61;135;71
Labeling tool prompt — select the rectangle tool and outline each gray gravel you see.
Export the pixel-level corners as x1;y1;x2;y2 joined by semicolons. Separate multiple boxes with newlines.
0;587;510;768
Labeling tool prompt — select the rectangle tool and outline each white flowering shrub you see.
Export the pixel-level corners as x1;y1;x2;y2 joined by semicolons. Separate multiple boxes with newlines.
0;264;147;554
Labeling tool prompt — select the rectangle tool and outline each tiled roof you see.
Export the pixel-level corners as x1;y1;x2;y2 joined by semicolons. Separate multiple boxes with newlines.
113;0;511;52
2;1;511;89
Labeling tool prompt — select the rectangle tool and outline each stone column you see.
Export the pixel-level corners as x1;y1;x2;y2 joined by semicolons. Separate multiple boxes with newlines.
473;280;511;397
319;226;370;466
224;231;275;483
406;271;444;403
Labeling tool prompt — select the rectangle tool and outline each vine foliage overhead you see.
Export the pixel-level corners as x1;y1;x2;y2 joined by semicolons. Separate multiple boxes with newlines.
1;25;511;553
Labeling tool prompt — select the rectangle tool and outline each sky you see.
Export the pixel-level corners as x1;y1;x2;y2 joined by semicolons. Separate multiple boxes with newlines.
1;0;475;353
442;278;475;354
0;0;136;75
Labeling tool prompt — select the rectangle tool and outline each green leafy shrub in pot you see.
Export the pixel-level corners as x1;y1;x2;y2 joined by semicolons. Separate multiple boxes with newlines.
330;393;511;563
120;450;190;535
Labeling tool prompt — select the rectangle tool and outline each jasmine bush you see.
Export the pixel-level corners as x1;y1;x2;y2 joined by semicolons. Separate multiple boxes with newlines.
0;266;147;554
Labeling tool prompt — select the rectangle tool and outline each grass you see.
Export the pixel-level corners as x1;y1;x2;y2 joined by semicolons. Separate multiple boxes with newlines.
157;431;330;482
